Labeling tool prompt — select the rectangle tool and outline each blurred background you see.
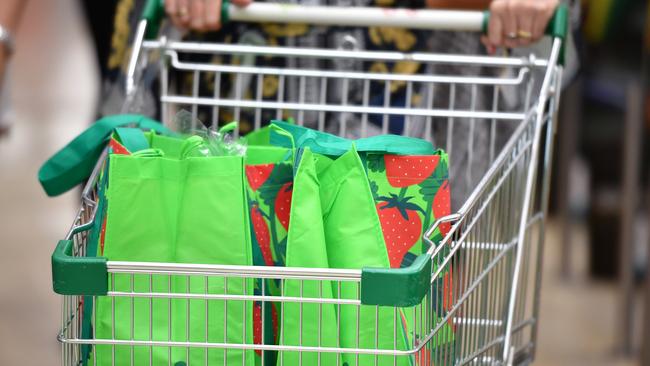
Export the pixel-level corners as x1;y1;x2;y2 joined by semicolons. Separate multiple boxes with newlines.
0;0;649;365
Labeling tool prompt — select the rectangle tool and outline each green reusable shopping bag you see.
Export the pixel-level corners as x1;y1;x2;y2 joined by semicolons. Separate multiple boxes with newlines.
317;145;410;366
276;146;339;365
38;114;173;196
94;131;255;366
37;116;173;366
244;138;339;366
270;122;455;366
244;145;293;366
269;121;452;262
93;128;336;366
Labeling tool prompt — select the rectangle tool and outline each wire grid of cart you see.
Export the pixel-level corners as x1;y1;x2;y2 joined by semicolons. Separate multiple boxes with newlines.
55;3;566;366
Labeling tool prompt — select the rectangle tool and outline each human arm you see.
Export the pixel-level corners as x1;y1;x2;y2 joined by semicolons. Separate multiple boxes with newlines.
0;0;28;85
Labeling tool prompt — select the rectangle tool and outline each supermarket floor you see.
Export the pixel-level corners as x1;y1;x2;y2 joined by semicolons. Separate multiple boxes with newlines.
0;0;641;365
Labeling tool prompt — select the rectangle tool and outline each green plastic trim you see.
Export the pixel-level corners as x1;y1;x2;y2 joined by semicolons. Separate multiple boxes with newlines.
546;3;569;40
141;0;231;39
360;254;431;307
52;240;108;296
142;0;166;39
221;0;231;24
480;11;488;34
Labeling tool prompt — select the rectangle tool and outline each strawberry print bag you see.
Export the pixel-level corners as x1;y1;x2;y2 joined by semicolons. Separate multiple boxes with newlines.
244;144;339;366
269;122;455;366
367;153;451;268
244;145;293;366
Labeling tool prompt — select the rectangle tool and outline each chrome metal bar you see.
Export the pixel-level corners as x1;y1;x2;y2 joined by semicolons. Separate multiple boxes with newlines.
107;291;361;305
144;41;550;68
453;318;503;327
529;67;563;362
60;338;419;356
501;37;562;363
226;3;486;30
107;262;361;280
161;95;525;121
125;20;147;97
167;53;532;86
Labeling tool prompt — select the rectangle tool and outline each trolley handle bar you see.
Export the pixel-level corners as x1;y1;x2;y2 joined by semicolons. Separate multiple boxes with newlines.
141;0;568;42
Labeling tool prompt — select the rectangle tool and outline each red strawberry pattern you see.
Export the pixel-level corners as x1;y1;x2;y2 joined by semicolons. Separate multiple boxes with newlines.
384;155;440;188
99;217;107;255
271;303;279;342
109;138;131;155
376;195;423;268
251;205;274;266
416;346;431;366
246;164;275;192
253;303;263;356
275;182;293;231
253;302;279;357
443;265;453;312
433;180;451;236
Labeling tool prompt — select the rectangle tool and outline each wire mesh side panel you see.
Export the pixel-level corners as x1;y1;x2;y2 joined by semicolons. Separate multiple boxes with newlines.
156;45;537;208
62;268;440;365
60;190;98;366
59;182;432;366
508;66;562;365
424;108;537;365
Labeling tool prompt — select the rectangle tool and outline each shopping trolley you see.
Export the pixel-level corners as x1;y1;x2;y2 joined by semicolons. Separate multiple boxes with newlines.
53;1;568;365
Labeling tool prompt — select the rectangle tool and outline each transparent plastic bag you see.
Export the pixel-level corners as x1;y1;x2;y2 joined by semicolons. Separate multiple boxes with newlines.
173;110;247;157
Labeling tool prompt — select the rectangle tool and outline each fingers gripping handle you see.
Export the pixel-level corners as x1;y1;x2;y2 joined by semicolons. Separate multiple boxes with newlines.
481;3;569;40
142;0;231;39
481;3;569;64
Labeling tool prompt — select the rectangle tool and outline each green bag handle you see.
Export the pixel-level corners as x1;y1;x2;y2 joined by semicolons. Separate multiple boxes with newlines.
269;121;436;156
116;127;168;157
219;121;239;134
114;127;151;153
38;114;173;197
269;124;296;157
179;135;206;159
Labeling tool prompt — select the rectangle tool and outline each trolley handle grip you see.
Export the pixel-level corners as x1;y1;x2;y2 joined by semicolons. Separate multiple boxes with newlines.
142;0;230;39
52;240;108;296
141;0;568;41
482;3;569;40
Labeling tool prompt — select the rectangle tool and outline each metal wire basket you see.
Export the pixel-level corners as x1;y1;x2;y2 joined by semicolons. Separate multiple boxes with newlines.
53;2;567;365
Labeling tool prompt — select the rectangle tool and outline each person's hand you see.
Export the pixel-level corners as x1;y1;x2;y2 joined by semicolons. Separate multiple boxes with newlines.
482;0;559;53
165;0;252;32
